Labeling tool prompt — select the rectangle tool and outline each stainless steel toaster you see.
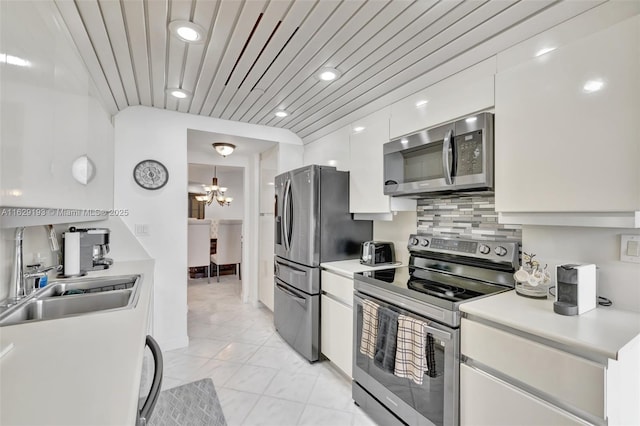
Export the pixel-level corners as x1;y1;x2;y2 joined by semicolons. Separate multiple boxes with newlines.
360;241;395;265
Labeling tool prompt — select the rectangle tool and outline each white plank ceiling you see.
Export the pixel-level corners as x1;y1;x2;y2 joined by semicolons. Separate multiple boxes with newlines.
54;0;605;141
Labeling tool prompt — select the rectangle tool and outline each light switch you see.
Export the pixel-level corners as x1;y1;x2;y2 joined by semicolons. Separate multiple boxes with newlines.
135;224;150;236
620;235;640;263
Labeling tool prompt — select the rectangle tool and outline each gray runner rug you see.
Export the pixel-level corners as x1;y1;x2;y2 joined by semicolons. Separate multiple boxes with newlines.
149;378;227;426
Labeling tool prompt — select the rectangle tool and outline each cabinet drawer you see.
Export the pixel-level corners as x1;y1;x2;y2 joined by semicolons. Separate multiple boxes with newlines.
460;364;587;426
321;294;353;377
461;318;605;419
321;271;354;305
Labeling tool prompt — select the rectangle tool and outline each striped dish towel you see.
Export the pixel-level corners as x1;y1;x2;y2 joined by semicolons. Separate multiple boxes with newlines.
394;314;428;385
359;299;380;359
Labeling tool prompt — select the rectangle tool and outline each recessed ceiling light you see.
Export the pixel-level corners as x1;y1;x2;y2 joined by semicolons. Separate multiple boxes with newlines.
583;79;604;93
166;88;191;99
415;100;428;108
168;20;206;43
275;110;289;118
317;67;341;81
535;46;556;57
465;117;477;123
353;126;365;133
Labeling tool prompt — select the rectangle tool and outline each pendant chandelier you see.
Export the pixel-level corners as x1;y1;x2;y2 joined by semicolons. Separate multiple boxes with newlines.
195;166;233;206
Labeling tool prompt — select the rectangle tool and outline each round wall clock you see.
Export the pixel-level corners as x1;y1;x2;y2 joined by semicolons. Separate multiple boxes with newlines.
133;159;169;190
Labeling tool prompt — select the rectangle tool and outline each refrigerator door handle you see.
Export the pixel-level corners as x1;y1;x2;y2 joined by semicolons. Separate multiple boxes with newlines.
283;179;292;252
276;283;307;306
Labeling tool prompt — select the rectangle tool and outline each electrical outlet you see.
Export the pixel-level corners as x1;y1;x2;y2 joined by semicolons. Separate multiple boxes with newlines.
620;235;640;263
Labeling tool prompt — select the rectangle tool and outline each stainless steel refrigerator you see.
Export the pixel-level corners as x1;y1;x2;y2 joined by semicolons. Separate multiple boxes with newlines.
274;165;372;361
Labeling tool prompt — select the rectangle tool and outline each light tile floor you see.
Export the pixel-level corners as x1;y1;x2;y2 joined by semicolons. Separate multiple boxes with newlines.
162;276;378;426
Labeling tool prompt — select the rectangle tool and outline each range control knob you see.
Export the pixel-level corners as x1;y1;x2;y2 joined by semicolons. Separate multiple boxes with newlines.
410;237;419;246
494;246;508;257
479;244;491;254
420;239;429;247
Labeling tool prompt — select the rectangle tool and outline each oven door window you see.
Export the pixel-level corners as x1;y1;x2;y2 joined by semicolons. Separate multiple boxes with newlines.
354;294;458;426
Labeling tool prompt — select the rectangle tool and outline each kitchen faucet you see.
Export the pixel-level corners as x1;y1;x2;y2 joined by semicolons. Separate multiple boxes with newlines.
6;226;62;305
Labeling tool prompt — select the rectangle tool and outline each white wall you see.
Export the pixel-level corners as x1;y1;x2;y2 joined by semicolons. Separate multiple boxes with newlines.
114;106;302;350
303;125;351;171
373;212;418;266
523;227;640;313
277;142;304;174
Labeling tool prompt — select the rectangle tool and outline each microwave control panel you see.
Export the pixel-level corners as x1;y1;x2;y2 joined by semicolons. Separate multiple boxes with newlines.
455;130;483;176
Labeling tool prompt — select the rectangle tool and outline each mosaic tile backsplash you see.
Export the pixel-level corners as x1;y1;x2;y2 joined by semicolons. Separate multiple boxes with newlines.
417;195;522;241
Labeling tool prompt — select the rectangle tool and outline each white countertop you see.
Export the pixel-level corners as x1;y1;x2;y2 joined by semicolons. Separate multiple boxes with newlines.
321;259;404;277
460;290;640;361
0;259;154;426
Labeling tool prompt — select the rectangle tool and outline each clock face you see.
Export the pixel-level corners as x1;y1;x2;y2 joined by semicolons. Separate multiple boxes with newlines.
133;160;169;190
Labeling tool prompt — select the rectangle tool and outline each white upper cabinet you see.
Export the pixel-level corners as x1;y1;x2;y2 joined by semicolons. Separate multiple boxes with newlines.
389;58;496;139
0;1;114;211
495;15;640;225
349;108;415;214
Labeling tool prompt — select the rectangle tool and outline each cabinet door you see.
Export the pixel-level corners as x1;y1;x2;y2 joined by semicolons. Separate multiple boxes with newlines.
321;270;353;305
320;294;353;377
495;16;640;213
460;364;587;426
389;58;495;139
461;318;605;419
349;108;392;214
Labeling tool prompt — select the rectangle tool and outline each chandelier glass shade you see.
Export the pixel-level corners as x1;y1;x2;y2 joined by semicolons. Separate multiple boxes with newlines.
195;167;233;206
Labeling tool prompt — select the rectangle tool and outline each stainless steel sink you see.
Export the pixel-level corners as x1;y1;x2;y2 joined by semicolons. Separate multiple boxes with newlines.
0;274;141;327
37;275;138;298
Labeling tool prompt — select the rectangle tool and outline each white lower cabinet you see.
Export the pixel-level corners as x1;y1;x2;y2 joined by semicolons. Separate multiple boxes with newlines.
321;294;353;377
460;364;586;426
320;270;354;377
460;316;640;425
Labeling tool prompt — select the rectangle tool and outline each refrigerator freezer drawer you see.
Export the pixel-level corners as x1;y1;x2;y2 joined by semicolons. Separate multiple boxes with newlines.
274;278;320;362
274;256;320;294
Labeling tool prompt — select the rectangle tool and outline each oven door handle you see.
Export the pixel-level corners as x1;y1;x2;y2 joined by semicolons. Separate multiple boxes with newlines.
354;293;452;342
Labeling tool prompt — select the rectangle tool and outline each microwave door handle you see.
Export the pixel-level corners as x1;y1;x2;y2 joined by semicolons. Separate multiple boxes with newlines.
442;129;454;185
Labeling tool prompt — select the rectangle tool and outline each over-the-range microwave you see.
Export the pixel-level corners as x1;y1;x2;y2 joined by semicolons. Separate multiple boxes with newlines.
383;112;494;197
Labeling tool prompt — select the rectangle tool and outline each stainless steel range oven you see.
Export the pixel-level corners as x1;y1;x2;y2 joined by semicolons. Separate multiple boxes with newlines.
353;234;519;426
